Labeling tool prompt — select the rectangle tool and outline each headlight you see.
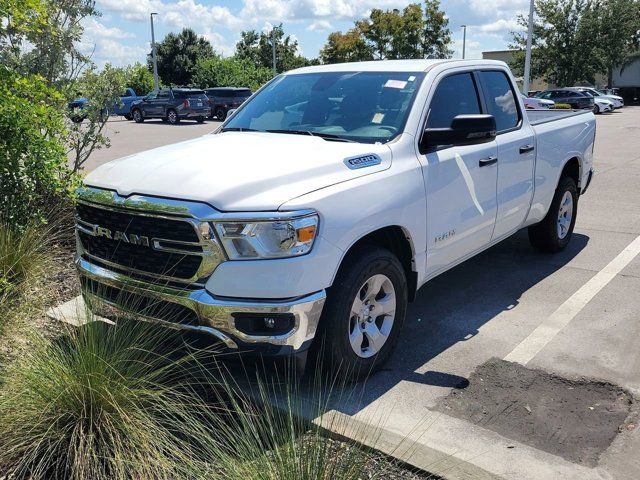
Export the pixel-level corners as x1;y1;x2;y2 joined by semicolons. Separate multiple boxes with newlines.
213;214;318;260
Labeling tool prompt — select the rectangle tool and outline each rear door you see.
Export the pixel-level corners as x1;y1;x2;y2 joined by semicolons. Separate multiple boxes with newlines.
477;70;536;240
420;71;499;277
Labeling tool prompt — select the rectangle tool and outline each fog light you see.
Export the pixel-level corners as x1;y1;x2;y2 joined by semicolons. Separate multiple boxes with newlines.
233;313;295;336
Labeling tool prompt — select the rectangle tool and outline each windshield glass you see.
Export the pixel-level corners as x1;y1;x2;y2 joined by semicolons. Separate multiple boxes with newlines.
222;71;425;144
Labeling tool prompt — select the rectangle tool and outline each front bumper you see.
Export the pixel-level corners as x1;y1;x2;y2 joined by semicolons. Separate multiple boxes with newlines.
77;256;326;355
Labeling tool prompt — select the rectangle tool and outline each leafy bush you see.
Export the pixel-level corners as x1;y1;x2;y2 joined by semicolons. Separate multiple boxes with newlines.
0;66;76;226
193;56;273;91
554;103;572;109
125;62;155;96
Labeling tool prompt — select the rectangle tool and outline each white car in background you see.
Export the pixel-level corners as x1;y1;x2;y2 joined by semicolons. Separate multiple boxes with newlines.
522;94;555;109
570;87;624;108
593;96;614;114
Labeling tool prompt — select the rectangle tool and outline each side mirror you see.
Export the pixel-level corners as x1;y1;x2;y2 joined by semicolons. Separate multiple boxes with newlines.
420;114;497;152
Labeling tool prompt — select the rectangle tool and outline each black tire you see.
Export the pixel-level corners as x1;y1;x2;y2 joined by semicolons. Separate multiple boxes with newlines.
132;108;144;123
166;109;180;125
313;247;407;381
593;104;600;114
196;116;205;123
70;116;84;123
215;107;226;121
124;114;132;121
528;176;578;253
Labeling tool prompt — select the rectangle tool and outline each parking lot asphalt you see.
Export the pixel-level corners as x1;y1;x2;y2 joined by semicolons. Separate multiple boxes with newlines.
81;108;640;479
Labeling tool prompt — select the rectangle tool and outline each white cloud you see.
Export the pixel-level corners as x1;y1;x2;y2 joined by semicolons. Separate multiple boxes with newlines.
307;20;332;32
470;19;521;34
202;30;236;56
96;0;239;29
83;18;135;39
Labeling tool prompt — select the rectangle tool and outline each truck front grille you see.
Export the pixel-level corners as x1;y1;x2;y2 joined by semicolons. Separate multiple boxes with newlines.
76;202;207;282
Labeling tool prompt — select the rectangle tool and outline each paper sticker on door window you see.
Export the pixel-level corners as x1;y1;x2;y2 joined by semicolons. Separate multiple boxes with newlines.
372;112;385;124
384;79;407;89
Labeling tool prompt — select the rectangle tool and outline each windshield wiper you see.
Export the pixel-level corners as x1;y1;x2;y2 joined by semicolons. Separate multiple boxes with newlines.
220;127;258;132
265;129;357;143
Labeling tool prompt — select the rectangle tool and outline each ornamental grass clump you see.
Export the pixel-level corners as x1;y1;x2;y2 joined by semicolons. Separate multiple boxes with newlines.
0;317;225;480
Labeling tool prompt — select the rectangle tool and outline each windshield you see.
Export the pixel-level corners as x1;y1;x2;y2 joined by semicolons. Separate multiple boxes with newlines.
222;71;425;144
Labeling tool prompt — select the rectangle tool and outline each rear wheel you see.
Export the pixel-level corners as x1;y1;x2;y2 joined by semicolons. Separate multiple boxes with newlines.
196;116;205;123
166;109;179;125
528;176;578;253
124;114;132;121
313;247;407;380
132;108;144;123
215;107;226;121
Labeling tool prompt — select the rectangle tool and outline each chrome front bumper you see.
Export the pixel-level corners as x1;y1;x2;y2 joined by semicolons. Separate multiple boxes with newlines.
77;257;326;354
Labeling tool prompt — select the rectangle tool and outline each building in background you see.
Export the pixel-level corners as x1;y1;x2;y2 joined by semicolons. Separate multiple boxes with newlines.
483;49;639;103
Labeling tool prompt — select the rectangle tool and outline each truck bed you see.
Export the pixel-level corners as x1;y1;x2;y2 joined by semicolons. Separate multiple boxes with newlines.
526;108;593;126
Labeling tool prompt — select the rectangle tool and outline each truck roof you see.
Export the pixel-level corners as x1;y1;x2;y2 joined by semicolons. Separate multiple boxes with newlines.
288;59;509;75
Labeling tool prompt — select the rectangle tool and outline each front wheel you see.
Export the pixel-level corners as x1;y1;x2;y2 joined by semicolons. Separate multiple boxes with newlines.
196;116;205;123
132;108;144;123
313;247;407;380
593;104;600;114
528;176;578;253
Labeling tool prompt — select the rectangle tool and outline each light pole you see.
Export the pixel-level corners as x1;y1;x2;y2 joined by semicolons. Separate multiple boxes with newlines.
271;28;277;76
523;0;535;95
461;25;467;59
150;12;159;91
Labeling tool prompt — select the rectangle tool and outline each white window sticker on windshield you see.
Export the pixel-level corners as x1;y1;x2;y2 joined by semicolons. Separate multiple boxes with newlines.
408;76;416;81
372;112;385;124
384;79;407;89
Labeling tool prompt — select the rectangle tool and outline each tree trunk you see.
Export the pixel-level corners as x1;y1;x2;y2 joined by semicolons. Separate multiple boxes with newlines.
607;66;613;88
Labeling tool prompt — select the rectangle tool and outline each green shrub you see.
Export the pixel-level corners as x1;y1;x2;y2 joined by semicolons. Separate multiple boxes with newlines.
554;103;572;109
125;62;155;96
0;66;76;227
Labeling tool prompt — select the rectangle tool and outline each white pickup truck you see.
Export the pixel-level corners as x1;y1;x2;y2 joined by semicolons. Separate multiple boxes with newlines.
76;60;595;376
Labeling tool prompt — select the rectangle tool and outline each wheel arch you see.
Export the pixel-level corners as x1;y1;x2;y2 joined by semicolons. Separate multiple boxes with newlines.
334;225;418;302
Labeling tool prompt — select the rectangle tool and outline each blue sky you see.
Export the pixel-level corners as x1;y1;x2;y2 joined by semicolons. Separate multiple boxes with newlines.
81;0;527;68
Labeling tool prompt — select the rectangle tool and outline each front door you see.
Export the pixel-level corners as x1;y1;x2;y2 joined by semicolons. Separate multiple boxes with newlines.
419;71;499;278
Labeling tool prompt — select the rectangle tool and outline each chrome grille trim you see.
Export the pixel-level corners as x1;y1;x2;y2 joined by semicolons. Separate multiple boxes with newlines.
76;187;226;285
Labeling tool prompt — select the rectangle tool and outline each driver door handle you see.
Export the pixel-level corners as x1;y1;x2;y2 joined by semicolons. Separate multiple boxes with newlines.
520;144;535;154
479;156;498;167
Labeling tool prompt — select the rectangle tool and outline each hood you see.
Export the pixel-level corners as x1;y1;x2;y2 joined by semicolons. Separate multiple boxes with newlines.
594;97;613;105
84;132;392;211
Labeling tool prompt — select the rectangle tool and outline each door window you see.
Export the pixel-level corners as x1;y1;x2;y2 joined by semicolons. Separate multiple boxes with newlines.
157;91;170;99
427;73;481;128
479;71;520;132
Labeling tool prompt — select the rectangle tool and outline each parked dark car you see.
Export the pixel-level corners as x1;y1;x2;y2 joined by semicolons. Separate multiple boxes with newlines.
204;87;252;120
535;89;594;109
130;89;211;125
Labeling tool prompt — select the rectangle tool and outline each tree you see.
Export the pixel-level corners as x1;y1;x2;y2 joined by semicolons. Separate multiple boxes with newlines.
1;0;98;85
320;29;373;63
193;56;273;91
510;0;602;86
319;2;453;63
594;0;640;85
235;24;313;73
149;28;214;86
423;0;453;58
125;62;155;95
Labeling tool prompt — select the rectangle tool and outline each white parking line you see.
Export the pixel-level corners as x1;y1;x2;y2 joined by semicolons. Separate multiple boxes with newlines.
505;234;640;365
